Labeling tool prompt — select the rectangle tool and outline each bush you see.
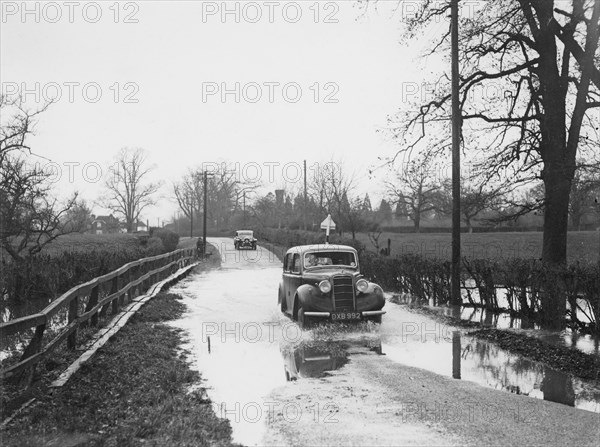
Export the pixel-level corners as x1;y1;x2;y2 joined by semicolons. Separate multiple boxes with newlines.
147;236;165;253
361;251;598;333
0;242;166;309
150;228;180;252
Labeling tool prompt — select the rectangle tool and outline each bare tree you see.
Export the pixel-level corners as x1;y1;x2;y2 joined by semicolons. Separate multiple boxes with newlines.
173;164;257;232
309;160;356;234
569;164;600;230
251;192;277;227
385;153;442;232
62;199;93;233
173;169;202;226
381;0;600;265
527;162;600;230
104;148;161;233
436;180;505;232
1;95;77;262
344;197;371;239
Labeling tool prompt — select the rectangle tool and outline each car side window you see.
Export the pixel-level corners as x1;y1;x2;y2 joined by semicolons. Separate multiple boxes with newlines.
283;253;291;272
291;254;301;274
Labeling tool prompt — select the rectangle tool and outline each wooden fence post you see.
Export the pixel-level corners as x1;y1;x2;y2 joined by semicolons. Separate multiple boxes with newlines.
67;295;79;349
88;285;99;326
13;322;46;386
126;268;133;303
111;275;119;315
141;261;148;293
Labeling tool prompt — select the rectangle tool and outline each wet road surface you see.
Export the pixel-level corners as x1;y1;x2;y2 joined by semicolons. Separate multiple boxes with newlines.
170;238;600;446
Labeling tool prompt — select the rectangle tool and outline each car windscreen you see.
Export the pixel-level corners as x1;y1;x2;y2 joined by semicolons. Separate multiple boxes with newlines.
237;231;253;237
304;251;356;268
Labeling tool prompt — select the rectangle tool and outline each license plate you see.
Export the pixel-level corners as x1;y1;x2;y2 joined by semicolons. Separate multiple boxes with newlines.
331;312;361;321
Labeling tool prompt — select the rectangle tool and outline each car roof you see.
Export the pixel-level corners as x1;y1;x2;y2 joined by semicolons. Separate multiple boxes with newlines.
285;244;357;255
236;230;253;232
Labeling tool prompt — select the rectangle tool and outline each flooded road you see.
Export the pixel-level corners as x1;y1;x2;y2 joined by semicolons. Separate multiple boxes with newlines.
170;238;600;446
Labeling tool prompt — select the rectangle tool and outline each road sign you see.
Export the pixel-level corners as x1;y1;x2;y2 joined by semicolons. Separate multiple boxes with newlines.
320;215;336;230
321;214;336;244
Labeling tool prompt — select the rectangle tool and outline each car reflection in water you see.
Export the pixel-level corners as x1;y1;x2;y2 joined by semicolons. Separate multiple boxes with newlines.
281;337;383;381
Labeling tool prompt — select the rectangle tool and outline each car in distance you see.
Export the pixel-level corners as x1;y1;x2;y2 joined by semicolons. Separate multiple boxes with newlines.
278;244;386;328
234;230;257;250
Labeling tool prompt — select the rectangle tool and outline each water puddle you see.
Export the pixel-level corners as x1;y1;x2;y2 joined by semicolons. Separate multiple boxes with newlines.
281;336;383;381
381;304;600;413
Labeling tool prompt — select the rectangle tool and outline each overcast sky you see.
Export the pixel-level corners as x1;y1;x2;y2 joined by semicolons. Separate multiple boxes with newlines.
1;1;451;224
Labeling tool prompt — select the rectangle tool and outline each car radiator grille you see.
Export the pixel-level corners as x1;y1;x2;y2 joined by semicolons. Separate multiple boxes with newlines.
332;276;355;311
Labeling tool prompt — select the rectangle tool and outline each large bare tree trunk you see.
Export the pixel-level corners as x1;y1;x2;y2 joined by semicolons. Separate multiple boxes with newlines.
536;8;573;328
413;212;421;233
542;172;572;265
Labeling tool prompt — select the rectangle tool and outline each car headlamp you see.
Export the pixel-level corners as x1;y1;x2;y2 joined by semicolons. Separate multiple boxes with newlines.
318;280;332;294
356;279;369;293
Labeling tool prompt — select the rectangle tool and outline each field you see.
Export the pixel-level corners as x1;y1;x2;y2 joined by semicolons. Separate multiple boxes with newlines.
355;231;600;263
0;233;147;261
39;233;146;254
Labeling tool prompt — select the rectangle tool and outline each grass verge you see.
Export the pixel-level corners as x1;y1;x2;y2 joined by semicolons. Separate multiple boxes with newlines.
1;243;233;446
1;292;236;447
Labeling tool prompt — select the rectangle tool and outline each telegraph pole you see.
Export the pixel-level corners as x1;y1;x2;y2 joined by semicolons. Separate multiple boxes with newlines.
203;170;208;249
451;0;462;305
243;190;246;225
303;159;307;230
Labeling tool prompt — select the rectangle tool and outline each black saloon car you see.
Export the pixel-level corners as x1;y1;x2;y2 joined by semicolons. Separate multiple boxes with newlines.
233;230;257;250
278;244;385;328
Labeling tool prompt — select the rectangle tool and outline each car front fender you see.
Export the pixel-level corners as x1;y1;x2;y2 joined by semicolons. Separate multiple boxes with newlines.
356;283;385;312
295;284;318;307
295;284;333;313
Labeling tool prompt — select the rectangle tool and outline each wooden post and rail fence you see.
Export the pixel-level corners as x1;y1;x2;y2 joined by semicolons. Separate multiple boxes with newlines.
0;248;198;383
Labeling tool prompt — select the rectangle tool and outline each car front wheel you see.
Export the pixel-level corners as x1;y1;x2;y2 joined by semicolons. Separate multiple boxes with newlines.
298;307;312;329
368;315;382;324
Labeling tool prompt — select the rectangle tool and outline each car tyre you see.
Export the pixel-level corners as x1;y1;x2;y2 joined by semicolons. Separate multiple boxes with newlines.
279;290;286;313
298;306;312;329
368;315;382;324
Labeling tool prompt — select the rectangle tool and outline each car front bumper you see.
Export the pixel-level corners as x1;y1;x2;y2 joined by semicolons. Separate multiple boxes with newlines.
303;310;386;318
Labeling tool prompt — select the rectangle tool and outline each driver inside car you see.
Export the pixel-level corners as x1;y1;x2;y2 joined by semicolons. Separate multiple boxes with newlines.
305;253;318;267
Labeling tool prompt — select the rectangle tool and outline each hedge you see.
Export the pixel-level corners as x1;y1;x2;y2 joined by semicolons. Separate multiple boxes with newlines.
253;227;599;334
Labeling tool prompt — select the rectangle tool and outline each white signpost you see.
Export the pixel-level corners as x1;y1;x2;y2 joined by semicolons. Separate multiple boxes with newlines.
320;214;336;244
